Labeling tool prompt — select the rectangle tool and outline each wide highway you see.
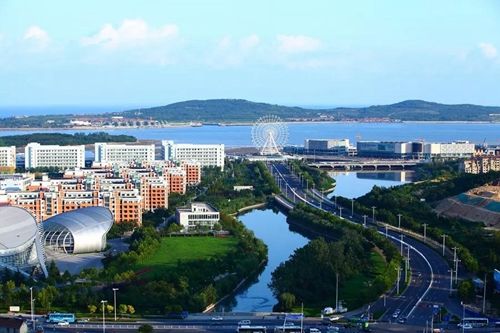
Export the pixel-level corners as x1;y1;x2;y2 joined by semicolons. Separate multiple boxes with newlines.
269;161;462;327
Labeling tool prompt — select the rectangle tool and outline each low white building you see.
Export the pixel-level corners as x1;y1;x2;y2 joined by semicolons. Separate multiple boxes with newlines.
0;146;16;168
176;202;220;231
162;140;225;170
24;143;85;169
423;141;475;159
94;142;155;164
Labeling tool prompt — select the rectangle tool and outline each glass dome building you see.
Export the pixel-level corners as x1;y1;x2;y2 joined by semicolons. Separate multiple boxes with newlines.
42;207;113;254
0;206;48;277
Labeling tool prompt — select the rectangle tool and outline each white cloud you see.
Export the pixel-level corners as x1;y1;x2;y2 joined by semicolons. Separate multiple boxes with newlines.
82;19;178;49
478;42;497;59
239;34;260;50
276;34;322;54
207;34;260;68
23;26;50;49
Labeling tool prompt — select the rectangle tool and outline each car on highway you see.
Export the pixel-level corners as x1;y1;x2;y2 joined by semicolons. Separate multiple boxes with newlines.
309;328;321;333
211;316;223;321
57;321;69;327
78;319;89;323
392;309;401;319
397;317;407;324
238;320;251;326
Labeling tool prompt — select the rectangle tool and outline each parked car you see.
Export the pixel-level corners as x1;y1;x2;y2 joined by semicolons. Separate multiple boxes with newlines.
238;320;251;326
57;321;69;327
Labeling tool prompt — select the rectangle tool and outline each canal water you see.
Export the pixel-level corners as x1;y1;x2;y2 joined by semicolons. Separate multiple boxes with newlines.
226;171;411;312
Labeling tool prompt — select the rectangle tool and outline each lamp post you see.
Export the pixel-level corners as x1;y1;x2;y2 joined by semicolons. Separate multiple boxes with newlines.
335;273;339;312
363;215;367;227
400;234;404;256
423;224;428;243
30;287;35;333
339;207;343;219
101;300;107;333
395;266;401;295
372;206;376;223
351;198;354;218
448;269;454;295
397;214;402;230
441;234;447;256
455;259;461;285
112;288;119;321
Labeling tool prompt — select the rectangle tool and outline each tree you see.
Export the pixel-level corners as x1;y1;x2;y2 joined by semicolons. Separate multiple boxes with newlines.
119;304;128;315
138;324;153;333
458;280;475;303
3;280;15;305
279;292;296;311
88;304;97;314
106;304;114;314
127;305;135;314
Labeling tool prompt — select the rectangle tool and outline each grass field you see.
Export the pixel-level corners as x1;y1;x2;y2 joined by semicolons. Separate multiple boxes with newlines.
294;251;388;316
135;236;238;278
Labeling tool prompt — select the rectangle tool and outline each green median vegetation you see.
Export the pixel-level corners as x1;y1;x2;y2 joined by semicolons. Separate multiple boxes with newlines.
270;203;400;314
289;160;335;192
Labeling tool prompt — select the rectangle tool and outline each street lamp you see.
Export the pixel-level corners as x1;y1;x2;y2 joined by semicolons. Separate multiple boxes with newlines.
339;207;343;219
400;234;404;256
112;288;119;321
30;287;35;333
422;224;428;243
371;206;376;224
441;234;447;256
101;300;107;333
363;215;367;227
351;198;354;217
397;214;402;230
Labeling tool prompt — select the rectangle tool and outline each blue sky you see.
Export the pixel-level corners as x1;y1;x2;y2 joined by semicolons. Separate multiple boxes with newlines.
1;0;500;108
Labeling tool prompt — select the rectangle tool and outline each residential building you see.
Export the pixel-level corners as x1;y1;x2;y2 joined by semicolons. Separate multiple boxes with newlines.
462;156;500;174
181;161;201;185
162;140;225;170
176;202;220;231
166;167;187;194
94;142;155;164
0;146;16;170
25;143;85;169
0;173;34;191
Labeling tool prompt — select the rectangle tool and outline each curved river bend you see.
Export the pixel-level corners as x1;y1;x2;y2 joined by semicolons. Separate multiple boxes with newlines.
224;171;411;312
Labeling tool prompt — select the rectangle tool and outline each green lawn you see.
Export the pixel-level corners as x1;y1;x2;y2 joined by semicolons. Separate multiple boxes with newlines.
293;251;388;316
135;236;238;278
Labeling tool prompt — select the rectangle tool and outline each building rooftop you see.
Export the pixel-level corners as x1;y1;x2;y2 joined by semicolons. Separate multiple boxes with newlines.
177;202;217;213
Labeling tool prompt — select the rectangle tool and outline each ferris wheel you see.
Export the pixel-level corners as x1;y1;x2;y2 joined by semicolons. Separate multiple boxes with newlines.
251;115;289;155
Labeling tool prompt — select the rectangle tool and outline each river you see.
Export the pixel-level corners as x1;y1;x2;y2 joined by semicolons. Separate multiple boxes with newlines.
226;170;410;312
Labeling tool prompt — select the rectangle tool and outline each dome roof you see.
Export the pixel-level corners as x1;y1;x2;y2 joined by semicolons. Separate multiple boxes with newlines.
0;206;37;250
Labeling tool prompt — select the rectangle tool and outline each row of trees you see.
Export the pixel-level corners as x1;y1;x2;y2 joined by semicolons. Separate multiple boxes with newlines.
0;132;136;147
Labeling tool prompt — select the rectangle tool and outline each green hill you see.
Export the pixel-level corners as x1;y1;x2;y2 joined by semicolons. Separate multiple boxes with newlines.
121;99;499;122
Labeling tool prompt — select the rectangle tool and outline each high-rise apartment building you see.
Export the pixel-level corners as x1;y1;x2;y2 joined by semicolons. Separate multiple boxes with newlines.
94;143;155;164
25;143;85;169
0;146;16;170
162;140;225;170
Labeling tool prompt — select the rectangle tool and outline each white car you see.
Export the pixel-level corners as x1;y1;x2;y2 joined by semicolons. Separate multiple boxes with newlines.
211;316;223;321
309;328;321;333
57;321;69;327
238;320;251;326
457;323;473;329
